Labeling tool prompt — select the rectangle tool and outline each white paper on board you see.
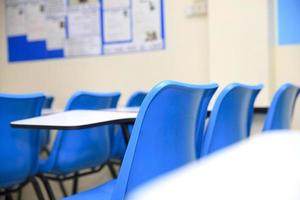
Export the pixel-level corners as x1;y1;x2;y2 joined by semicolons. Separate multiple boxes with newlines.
45;0;66;18
104;0;164;54
6;4;26;36
67;3;100;37
104;9;131;43
64;36;101;56
5;0;25;6
64;0;102;56
24;1;48;41
45;17;65;50
103;0;130;10
133;0;162;43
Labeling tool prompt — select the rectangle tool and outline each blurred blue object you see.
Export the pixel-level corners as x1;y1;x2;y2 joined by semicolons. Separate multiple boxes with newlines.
263;83;299;131
0;93;45;198
63;81;218;200
201;83;262;157
128;131;300;200
111;91;147;159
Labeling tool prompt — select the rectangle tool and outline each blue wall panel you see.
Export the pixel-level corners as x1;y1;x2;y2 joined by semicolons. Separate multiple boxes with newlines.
278;0;300;45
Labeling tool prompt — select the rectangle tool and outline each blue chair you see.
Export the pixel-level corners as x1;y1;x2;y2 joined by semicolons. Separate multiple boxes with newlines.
64;81;218;200
38;91;120;199
43;96;54;109
263;83;299;131
201;83;262;157
0;93;45;199
40;96;55;154
111;91;147;160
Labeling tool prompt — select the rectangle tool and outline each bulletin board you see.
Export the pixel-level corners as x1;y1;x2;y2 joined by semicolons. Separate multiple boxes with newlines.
5;0;165;62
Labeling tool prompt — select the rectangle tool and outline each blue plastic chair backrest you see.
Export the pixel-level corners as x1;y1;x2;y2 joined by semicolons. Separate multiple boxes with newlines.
201;83;262;156
111;81;218;200
48;91;120;174
43;96;54;109
126;92;147;107
247;88;262;137
0;93;45;188
263;83;299;131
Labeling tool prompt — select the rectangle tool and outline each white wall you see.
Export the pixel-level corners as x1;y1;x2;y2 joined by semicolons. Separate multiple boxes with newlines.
274;44;300;129
208;0;273;105
0;1;210;108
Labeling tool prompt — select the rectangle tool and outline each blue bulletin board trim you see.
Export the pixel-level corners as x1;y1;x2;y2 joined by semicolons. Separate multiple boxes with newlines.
7;36;64;62
100;0;104;55
160;0;166;49
278;0;300;45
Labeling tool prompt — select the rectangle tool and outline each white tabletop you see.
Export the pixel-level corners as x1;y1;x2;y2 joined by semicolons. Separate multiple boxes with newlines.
104;106;140;113
129;131;300;200
41;108;61;116
11;109;138;130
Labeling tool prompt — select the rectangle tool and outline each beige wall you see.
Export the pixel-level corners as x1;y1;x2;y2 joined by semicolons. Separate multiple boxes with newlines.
0;1;210;108
274;44;300;129
208;0;273;105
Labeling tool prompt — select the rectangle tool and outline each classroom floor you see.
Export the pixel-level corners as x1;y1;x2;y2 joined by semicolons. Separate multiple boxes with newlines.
0;166;116;200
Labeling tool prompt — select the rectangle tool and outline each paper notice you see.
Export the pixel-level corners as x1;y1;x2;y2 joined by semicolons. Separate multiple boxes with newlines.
45;0;66;18
64;0;101;56
103;0;130;9
6;4;26;36
45;17;65;50
5;0;25;7
64;36;101;56
24;1;48;41
133;0;161;43
104;9;131;43
67;2;100;37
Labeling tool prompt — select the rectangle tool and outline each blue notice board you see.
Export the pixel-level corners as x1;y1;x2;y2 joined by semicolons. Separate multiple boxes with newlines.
278;0;300;45
5;0;165;62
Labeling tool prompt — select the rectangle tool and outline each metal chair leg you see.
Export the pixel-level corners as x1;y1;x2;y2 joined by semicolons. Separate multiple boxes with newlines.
17;188;22;200
72;172;79;195
5;192;13;200
30;177;45;200
39;175;55;200
57;176;68;197
107;162;118;179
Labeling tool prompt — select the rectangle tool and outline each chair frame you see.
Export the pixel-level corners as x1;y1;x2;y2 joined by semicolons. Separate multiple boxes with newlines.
39;91;121;200
0;93;46;200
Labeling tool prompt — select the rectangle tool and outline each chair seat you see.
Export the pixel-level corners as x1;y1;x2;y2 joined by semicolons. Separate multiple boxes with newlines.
64;180;116;200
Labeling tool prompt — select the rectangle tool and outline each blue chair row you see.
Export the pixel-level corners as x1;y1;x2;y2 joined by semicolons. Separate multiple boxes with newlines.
0;82;298;200
64;82;299;200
